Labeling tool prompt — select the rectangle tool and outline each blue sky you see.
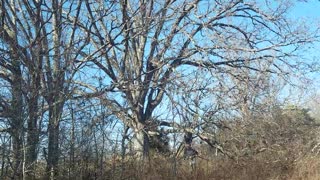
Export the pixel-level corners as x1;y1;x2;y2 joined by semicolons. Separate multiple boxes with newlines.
291;0;320;19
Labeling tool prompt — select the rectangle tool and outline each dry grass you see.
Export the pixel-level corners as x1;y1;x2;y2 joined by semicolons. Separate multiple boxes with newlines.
12;108;319;180
101;154;320;180
5;149;319;179
289;155;320;180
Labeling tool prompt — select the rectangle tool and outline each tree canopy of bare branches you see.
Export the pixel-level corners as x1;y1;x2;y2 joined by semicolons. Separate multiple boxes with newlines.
0;0;319;179
79;0;318;157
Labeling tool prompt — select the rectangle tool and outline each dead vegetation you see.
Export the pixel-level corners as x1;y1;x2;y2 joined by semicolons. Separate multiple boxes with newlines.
8;106;319;180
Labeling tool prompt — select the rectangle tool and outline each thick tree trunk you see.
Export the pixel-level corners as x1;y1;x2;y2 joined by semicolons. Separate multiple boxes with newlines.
25;97;40;180
10;58;24;179
132;123;150;160
46;106;62;179
183;132;198;170
46;1;63;178
11;131;23;179
25;46;42;179
26;121;39;180
47;123;59;179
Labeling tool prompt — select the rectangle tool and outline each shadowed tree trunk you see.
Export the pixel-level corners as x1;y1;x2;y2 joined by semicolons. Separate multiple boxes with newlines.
10;61;24;179
24;2;43;179
45;1;64;177
47;106;63;179
4;1;24;177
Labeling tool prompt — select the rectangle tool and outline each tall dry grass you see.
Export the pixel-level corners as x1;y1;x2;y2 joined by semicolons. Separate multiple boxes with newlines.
102;152;320;180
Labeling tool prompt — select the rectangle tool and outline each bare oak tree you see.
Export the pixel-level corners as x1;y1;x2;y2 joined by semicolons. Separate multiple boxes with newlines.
80;0;317;158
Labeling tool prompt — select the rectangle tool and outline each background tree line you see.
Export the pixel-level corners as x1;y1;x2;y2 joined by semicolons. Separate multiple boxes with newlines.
0;0;319;179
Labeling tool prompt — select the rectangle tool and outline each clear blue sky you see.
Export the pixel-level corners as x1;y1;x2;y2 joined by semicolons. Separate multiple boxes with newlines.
290;0;320;19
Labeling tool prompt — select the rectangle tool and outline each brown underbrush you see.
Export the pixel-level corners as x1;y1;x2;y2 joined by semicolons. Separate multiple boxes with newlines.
103;153;320;180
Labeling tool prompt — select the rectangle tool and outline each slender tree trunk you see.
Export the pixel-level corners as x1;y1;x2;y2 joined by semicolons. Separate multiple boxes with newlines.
69;104;75;179
1;139;6;179
121;126;129;160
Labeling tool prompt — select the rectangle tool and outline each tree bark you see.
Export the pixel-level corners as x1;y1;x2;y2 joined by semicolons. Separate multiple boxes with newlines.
132;122;150;160
47;105;62;179
10;52;24;180
25;89;40;180
46;0;64;178
69;104;75;179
